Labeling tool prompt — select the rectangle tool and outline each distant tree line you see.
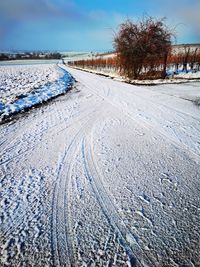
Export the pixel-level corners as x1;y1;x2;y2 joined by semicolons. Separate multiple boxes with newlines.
0;54;10;61
0;52;62;61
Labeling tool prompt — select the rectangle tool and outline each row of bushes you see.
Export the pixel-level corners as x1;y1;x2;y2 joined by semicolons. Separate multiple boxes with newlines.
68;48;200;80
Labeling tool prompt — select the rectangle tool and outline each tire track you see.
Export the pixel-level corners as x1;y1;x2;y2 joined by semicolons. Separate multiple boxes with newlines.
67;66;200;121
51;106;103;267
0;111;91;167
65;68;200;160
81;135;155;267
51;124;86;267
79;82;200;163
0;99;96;167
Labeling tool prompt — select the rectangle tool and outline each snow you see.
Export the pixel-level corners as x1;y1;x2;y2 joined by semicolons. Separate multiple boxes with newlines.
0;65;200;266
0;59;59;66
173;70;200;79
0;63;74;121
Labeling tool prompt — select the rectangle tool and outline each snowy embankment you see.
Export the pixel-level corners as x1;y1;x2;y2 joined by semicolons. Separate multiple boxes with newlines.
0;63;73;121
0;65;200;266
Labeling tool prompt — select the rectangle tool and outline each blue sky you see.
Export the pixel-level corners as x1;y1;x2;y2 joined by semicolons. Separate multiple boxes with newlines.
0;0;199;51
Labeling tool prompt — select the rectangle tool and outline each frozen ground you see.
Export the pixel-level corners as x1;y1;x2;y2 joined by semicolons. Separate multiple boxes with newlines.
0;64;60;103
0;63;73;121
0;65;200;267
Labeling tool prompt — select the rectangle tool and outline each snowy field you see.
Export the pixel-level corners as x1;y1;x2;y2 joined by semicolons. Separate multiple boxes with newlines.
0;63;73;121
0;65;200;267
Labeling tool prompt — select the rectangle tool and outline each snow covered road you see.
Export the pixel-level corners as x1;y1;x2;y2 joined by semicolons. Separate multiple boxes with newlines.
0;66;200;267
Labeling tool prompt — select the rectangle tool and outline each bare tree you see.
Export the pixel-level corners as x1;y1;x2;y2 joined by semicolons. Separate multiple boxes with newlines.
182;46;190;72
190;48;198;71
113;17;172;79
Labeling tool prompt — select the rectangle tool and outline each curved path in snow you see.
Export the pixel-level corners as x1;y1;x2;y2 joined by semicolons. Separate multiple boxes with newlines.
0;66;200;267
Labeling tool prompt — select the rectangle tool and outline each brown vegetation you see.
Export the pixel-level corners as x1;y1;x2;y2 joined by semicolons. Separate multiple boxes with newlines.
69;57;119;72
68;47;200;79
113;17;172;79
167;46;200;73
68;18;200;80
